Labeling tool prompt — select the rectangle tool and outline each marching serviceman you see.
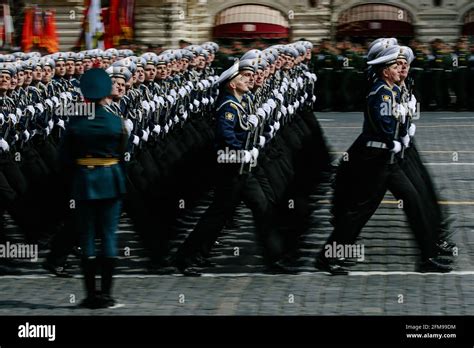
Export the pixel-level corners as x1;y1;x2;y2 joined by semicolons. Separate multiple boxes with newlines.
315;44;453;275
173;60;285;276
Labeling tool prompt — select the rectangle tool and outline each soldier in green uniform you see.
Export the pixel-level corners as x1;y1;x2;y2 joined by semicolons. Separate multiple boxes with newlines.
60;68;128;309
469;42;474;111
314;39;337;111
454;38;470;110
430;39;450;110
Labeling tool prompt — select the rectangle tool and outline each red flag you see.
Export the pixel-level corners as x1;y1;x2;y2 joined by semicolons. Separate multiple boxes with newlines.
75;0;91;50
120;0;134;40
21;7;34;52
105;0;121;48
32;5;43;47
42;10;59;53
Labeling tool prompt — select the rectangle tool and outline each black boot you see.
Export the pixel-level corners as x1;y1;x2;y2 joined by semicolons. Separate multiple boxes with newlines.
79;257;100;309
99;258;117;308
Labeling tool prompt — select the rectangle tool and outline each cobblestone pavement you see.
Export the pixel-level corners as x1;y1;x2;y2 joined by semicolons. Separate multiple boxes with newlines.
1;112;473;315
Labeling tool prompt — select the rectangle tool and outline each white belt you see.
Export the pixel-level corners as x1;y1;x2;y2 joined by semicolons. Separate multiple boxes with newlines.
366;141;388;149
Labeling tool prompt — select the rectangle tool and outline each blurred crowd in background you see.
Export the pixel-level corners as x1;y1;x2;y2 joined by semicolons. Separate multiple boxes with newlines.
210;36;474;112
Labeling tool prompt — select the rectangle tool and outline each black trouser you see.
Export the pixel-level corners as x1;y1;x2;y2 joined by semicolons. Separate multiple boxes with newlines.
0;153;21;247
327;146;437;261
176;163;280;267
401;142;451;240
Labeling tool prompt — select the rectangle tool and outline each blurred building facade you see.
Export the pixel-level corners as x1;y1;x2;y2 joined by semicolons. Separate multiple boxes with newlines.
30;0;474;50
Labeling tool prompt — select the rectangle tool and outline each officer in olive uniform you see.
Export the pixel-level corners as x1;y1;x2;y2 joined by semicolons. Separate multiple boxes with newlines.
60;68;128;309
314;39;337;111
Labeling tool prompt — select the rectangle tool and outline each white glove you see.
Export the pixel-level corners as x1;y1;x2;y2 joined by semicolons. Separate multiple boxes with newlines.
291;82;298;91
168;119;173;127
0;114;3;124
22;130;30;142
141;101;150;112
267;125;275;139
35;103;44;113
391;141;402;154
152;124;161;135
256;108;266;120
258;135;265;147
0;138;9;152
281;105;287;116
57;119;65;130
124;119;133;135
311;73;317;82
248;114;259;128
193;99;200;107
141;129;149;142
173;115;179;123
210;97;215;105
267;99;276;110
250;147;259;161
164;124;169;133
408;123;416;137
45;99;53;109
303;93;308;101
26;105;35;116
294;100;300;110
401;134;410;148
45;127;50;136
166;95;175;105
408;95;417;114
51;96;60;107
276;93;284;103
242;150;252;164
184;85;192;94
16;108;22;117
66;92;73;101
297;77;304;88
312;95;316;103
189;103;194;111
197;82;204;91
395;104;407;124
178;87;187;98
132;135;140;146
8;114;17;125
149;101;156;112
182;111;188;121
276;111;282;121
202;97;209;105
155;96;164;107
169;89;177;98
288;105;294;115
48;119;54;131
274;121;281;131
263;103;271;117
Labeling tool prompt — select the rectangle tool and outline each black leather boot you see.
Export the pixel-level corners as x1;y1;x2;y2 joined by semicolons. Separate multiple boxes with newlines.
79;257;100;309
99;258;117;308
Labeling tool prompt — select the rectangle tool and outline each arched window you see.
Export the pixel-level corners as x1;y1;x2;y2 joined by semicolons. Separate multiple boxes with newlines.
337;3;414;39
214;5;289;39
